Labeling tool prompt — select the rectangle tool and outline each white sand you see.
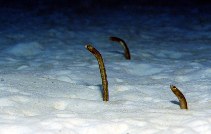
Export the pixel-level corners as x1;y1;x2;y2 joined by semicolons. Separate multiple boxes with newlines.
0;7;211;134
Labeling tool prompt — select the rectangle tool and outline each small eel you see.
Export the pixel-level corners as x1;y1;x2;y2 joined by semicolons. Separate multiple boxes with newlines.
85;44;109;101
110;36;131;60
170;85;188;109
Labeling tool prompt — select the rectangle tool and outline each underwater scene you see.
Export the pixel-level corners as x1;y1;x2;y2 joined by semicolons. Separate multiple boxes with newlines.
0;0;211;133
